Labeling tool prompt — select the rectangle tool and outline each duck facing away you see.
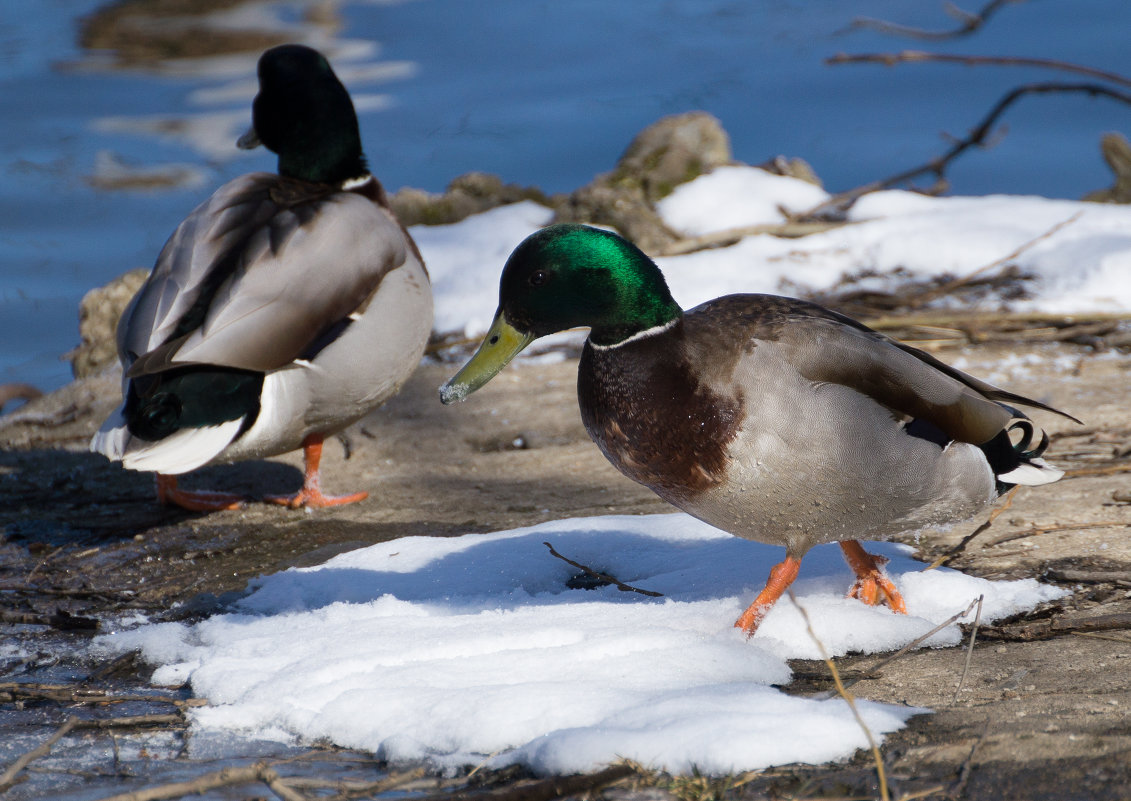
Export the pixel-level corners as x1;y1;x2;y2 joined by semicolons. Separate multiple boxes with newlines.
92;44;433;511
440;224;1076;635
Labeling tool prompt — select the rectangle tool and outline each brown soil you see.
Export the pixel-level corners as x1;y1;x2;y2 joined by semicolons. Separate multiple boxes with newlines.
1;342;1129;800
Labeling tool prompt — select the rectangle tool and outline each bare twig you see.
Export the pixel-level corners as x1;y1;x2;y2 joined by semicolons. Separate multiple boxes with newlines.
827;51;1131;90
985;520;1128;548
282;766;429;797
1044;568;1131;586
409;764;636;801
949;719;991;799
953;595;985;702
846;0;1025;41
979;612;1131;642
925;487;1018;570
1072;631;1131;645
789;590;890;801
0;608;99;631
0;716;80;792
87;762;306;801
0;713;189;793
657;220;854;256
543;541;663;597
829;596;983;697
902;212;1082;310
799;82;1131;219
1064;463;1131;479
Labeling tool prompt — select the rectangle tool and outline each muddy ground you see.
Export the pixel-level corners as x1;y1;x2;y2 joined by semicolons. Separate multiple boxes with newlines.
1;341;1130;800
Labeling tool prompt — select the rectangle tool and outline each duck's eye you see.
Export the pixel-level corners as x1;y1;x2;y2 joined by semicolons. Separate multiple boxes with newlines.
529;269;549;287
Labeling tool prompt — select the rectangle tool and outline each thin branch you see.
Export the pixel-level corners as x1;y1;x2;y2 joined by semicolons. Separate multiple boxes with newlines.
0;716;80;792
87;762;305;801
846;0;1025;41
409;764;636;801
952;594;985;702
949;718;991;799
826;51;1131;90
0;713;188;793
903;212;1082;310
979;612;1131;642
985;520;1128;548
543;541;663;597
789;590;890;801
827;596;983;697
656;220;854;256
0;608;100;631
799;82;1131;219
1064;463;1131;479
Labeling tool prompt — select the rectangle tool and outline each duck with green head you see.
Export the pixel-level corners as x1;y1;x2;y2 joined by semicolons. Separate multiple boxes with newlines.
441;224;1076;635
92;44;432;510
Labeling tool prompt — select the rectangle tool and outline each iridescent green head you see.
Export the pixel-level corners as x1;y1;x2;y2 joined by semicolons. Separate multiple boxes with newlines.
440;224;682;404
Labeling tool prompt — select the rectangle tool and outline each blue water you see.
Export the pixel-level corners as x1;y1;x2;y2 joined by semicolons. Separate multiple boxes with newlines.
2;0;1129;393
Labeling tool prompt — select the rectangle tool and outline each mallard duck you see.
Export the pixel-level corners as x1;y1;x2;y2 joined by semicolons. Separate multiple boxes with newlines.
92;44;432;511
440;224;1077;634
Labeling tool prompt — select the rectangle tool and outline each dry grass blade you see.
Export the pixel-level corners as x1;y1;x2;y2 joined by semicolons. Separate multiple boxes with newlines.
543;541;663;597
952;595;985;703
788;590;890;801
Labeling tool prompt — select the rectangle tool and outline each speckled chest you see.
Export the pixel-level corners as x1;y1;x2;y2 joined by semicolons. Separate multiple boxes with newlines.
576;321;745;505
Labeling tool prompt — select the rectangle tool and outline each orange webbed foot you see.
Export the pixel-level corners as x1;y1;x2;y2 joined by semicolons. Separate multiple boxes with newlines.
262;434;368;509
839;541;907;614
156;474;245;512
264;488;368;509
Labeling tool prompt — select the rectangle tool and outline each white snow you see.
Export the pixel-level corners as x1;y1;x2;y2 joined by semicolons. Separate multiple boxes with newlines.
96;514;1065;776
93;166;1123;776
420;167;1131;347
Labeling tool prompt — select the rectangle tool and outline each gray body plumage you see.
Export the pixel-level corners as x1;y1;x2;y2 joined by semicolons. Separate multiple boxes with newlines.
579;294;1061;559
93;173;432;473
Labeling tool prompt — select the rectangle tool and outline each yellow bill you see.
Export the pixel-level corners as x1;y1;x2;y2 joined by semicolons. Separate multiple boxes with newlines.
439;312;535;404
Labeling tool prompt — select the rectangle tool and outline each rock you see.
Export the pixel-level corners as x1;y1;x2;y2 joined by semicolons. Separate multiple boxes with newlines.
756;154;823;187
554;111;733;253
389;172;551;226
1083;132;1131;204
69;268;149;379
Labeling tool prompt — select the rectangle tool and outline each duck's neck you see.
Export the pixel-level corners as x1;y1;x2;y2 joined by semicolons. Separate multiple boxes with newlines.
278;136;369;186
587;267;682;347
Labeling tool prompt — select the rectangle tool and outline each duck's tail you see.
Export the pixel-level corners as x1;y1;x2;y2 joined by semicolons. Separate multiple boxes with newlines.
980;418;1063;490
91;408;242;475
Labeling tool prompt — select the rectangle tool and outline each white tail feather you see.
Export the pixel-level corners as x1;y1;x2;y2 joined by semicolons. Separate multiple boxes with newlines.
90;408;130;461
93;418;244;475
998;457;1063;486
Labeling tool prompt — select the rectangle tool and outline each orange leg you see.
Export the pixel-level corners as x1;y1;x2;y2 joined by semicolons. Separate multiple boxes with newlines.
264;434;368;509
734;555;802;636
839;540;907;614
155;474;245;512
